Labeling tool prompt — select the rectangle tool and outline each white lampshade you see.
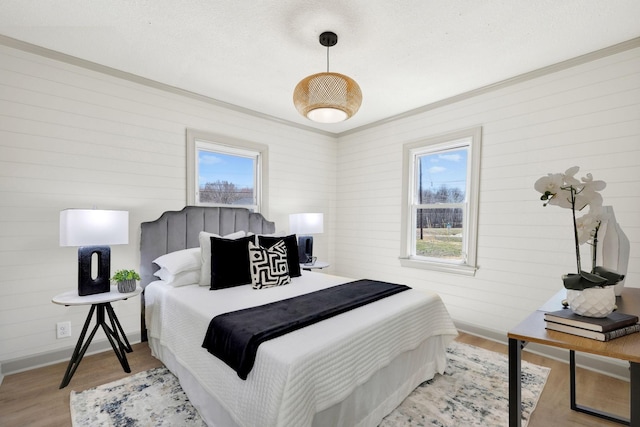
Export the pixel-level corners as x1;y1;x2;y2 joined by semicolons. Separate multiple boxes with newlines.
60;209;129;247
289;213;324;235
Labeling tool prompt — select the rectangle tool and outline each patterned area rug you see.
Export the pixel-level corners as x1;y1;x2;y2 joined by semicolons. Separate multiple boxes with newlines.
379;341;549;427
70;366;206;427
70;341;549;426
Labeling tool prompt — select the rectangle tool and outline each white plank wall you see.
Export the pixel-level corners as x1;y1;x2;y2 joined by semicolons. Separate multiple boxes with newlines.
1;38;638;377
0;44;336;372
335;47;640;336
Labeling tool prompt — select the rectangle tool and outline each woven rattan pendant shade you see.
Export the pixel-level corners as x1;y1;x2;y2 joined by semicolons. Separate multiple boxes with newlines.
293;72;362;123
293;32;362;123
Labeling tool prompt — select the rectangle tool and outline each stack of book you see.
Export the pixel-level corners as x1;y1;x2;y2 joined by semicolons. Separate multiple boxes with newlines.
544;309;640;341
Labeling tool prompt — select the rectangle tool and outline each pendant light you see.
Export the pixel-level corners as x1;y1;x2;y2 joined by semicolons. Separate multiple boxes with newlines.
293;31;362;123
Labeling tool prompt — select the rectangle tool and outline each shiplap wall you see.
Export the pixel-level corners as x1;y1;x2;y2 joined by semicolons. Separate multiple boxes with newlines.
0;44;336;371
335;47;640;335
1;39;638;376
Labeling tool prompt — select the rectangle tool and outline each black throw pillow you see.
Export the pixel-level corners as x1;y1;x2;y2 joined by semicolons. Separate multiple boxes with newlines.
210;235;253;289
258;234;302;278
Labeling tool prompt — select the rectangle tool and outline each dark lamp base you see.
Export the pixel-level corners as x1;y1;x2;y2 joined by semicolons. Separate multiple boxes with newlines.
297;236;314;264
78;246;111;296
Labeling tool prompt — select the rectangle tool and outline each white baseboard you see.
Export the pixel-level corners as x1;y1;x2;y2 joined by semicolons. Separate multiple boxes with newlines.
455;320;631;382
0;332;142;378
1;324;631;384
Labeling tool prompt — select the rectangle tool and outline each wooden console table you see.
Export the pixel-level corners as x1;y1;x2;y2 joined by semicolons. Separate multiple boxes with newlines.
508;287;640;427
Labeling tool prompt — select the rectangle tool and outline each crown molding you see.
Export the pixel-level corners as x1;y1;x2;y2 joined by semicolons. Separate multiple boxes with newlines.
1;34;638;140
338;37;640;138
0;34;335;138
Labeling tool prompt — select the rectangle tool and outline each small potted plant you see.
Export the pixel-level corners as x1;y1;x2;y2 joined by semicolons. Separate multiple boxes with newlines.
111;269;141;293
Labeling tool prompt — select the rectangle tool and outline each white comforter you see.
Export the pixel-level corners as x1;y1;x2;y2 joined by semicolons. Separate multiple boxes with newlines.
145;272;458;427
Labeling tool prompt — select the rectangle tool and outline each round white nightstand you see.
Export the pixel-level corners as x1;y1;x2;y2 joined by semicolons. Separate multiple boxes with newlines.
301;261;330;271
52;285;142;388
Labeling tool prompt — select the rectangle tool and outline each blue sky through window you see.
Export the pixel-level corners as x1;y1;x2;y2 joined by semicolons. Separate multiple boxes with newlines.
198;150;254;189
419;148;467;194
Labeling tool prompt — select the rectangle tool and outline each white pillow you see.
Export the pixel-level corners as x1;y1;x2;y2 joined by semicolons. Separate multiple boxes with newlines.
199;231;246;287
155;269;201;287
153;247;201;274
154;266;198;281
153;267;172;281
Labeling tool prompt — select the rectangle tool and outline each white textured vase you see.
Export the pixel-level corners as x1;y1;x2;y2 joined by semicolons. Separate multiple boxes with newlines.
566;286;616;318
594;206;629;296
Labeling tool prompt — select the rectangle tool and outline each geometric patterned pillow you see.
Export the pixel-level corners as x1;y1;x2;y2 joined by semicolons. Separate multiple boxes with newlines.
257;234;302;278
249;240;291;289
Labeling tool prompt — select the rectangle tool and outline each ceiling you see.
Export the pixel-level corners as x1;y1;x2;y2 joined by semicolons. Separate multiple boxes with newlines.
1;1;639;135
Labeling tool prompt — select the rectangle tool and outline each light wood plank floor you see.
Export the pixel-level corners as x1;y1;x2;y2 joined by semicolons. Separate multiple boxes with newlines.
0;332;630;426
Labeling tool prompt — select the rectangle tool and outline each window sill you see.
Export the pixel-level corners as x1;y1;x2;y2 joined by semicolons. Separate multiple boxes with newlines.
399;257;477;276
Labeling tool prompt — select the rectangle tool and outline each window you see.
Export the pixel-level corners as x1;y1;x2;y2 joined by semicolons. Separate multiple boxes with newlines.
400;127;481;275
186;129;268;213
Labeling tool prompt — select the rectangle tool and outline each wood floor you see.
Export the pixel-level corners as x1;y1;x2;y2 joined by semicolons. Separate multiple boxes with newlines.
0;332;630;426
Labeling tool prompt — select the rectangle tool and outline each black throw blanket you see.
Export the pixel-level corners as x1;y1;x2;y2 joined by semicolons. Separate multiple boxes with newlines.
202;279;410;379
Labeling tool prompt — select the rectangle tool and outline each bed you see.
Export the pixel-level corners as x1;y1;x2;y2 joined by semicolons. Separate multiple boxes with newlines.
140;206;458;427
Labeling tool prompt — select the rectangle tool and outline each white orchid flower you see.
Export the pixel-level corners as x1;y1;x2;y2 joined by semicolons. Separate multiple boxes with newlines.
534;166;606;236
574;187;602;211
534;166;617;290
533;173;564;196
551;186;576;209
581;173;606;191
587;204;608;221
575;214;599;244
563;166;581;187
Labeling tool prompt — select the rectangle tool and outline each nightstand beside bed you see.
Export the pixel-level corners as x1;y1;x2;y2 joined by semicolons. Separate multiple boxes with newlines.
52;286;142;388
301;261;330;271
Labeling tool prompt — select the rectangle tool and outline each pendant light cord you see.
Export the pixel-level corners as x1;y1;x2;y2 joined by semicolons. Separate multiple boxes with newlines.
326;45;330;73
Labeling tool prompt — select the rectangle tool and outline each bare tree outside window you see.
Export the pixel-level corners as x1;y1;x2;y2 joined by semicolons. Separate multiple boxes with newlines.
187;130;268;212
195;148;258;209
401;127;481;275
199;180;254;205
415;150;467;260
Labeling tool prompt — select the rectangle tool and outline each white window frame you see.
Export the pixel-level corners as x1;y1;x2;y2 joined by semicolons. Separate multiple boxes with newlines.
186;129;268;214
400;127;481;276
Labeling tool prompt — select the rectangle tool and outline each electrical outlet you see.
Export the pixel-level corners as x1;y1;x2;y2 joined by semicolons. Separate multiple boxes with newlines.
56;321;71;339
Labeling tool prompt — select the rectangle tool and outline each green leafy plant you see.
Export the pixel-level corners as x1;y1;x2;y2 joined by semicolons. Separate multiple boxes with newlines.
111;269;141;282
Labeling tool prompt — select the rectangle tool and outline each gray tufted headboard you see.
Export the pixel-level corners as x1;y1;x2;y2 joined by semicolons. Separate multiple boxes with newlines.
139;206;275;340
140;206;275;288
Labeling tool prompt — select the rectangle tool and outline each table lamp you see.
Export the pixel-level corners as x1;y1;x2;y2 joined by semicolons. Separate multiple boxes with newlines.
289;213;323;265
60;209;129;296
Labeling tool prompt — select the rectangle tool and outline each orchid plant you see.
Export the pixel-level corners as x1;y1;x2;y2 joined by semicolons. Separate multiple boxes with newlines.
534;166;624;290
